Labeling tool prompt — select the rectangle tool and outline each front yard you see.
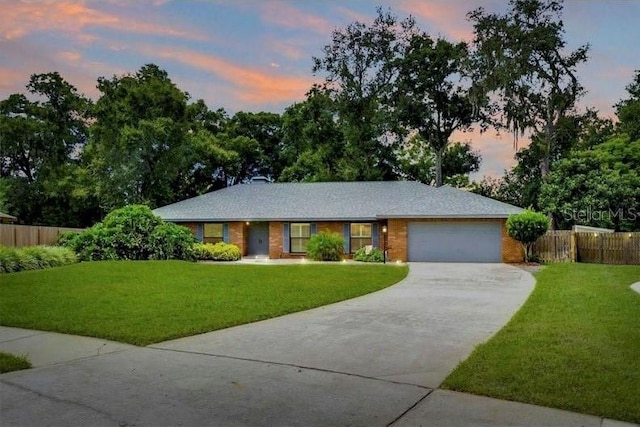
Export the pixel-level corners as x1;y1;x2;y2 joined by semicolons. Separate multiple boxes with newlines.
0;261;408;346
443;263;640;424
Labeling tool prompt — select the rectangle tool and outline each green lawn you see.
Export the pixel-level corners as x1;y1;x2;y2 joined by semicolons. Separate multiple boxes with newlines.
443;263;640;423
0;261;407;346
0;352;31;374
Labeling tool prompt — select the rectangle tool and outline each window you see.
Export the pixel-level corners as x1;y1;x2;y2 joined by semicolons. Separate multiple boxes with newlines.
203;223;223;244
290;223;311;253
350;223;372;252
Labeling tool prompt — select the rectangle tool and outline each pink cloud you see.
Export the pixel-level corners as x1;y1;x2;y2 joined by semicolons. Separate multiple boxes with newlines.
0;1;205;42
138;45;318;105
260;3;333;35
332;6;374;25
0;67;28;94
453;127;528;178
396;0;474;41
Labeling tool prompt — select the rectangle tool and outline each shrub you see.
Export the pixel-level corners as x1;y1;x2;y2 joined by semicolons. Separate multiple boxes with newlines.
353;246;384;263
506;209;550;263
68;205;195;262
20;247;52;269
0;246;20;273
149;223;196;261
306;232;344;261
0;245;77;274
56;231;81;249
193;242;241;261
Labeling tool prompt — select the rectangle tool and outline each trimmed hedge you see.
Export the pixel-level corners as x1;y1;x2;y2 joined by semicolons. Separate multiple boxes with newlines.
0;245;77;274
353;246;384;262
193;242;241;261
306;232;344;261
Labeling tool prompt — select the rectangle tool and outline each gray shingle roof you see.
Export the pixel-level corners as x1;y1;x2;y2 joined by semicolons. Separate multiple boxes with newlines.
152;181;523;222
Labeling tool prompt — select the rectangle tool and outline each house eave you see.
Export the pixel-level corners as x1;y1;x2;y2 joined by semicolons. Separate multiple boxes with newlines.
376;214;512;219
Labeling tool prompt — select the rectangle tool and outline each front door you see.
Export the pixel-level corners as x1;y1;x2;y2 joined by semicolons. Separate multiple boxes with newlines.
247;222;269;255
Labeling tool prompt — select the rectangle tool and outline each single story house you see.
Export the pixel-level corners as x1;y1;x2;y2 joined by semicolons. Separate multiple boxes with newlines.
153;181;525;263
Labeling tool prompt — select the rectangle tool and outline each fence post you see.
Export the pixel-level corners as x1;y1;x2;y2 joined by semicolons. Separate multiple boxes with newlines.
570;231;577;262
599;233;604;264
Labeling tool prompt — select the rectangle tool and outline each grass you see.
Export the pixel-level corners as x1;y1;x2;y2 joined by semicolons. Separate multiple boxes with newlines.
0;352;31;374
0;260;407;346
442;263;640;423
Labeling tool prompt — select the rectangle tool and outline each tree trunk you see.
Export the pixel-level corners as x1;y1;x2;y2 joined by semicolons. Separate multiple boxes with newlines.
434;146;444;187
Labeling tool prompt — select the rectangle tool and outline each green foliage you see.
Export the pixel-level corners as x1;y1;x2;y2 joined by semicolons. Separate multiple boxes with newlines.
0;352;31;374
306;232;344;261
67;204;195;261
149;223;196;261
311;9;416;181
506;210;549;262
0;246;20;273
394;33;478;187
193;242;241;261
0;245;77;274
56;231;81;248
353;246;384;263
469;0;589;177
0;72;99;226
615;70;640;140
539;135;640;231
397;139;481;186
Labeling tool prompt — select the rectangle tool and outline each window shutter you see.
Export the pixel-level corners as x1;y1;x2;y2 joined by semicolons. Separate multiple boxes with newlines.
196;224;204;242
372;223;378;248
222;223;229;243
310;223;317;235
343;223;350;254
283;223;290;253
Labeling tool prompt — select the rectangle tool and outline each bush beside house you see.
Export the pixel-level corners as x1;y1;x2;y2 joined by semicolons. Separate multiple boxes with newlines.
506;209;550;263
353;246;384;262
306;232;344;261
193;242;242;261
59;205;196;261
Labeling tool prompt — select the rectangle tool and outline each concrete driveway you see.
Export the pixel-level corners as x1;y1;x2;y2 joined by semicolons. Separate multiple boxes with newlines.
0;263;543;426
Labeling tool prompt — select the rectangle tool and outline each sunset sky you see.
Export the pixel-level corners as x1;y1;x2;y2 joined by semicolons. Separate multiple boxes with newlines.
1;0;638;178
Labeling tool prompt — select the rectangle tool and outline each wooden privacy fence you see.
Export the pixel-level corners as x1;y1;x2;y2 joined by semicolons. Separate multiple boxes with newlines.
533;231;640;265
0;224;84;248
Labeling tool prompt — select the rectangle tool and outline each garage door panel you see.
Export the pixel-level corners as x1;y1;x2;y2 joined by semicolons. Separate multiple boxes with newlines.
408;222;501;262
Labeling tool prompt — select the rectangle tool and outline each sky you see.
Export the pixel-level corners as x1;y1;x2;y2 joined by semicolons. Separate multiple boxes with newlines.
1;0;638;179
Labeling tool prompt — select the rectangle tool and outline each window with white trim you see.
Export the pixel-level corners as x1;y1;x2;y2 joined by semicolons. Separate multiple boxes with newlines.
350;223;372;252
290;223;311;253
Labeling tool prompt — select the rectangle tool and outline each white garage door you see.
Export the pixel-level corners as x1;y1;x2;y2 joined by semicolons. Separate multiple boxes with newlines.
407;221;502;262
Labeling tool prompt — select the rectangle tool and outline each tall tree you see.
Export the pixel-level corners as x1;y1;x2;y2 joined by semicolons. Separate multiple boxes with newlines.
224;111;283;181
615;70;640;140
397;140;480;186
468;0;589;178
279;87;345;182
539;135;640;231
0;72;95;226
394;33;480;186
312;8;416;180
87;64;228;210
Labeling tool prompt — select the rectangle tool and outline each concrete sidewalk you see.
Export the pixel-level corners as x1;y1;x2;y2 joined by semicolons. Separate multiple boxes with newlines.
1;263;638;426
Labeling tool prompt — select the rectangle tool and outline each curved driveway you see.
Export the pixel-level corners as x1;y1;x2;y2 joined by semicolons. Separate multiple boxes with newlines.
1;263;535;426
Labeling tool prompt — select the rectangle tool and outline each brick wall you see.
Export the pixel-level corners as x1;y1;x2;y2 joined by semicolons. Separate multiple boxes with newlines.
269;221;283;258
180;222;198;236
501;222;524;262
387;219;408;262
228;222;247;256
